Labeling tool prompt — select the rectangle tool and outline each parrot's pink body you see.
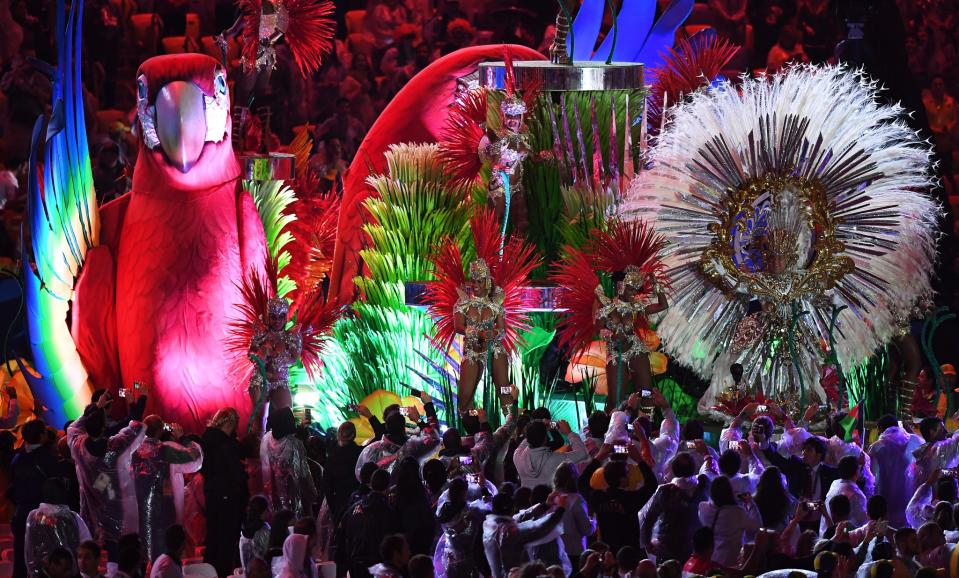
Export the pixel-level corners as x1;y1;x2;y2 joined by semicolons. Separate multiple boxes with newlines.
72;55;267;431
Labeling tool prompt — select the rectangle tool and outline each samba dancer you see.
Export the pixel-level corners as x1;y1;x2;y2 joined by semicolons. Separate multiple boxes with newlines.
593;265;668;408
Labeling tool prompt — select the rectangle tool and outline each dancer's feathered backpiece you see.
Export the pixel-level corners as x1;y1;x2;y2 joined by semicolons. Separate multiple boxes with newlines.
226;255;281;361
552;219;669;353
286;170;341;297
424;208;541;356
623;65;939;405
552;249;600;352
439;89;489;187
239;0;335;77
646;30;738;135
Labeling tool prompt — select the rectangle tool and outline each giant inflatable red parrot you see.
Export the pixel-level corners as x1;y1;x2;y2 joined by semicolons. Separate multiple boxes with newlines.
326;44;546;303
72;54;267;431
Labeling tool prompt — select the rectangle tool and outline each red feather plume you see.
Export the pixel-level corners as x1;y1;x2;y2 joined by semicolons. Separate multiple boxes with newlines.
647;32;739;135
226;254;280;358
286;170;342;299
590;220;669;292
423;240;467;353
293;288;343;379
551;248;600;353
503;46;516;97
439;88;488;187
282;0;336;77
238;0;262;72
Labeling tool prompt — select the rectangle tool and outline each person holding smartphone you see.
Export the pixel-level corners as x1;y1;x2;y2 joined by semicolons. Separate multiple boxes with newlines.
697;475;762;567
131;416;202;561
513;419;588;488
579;443;657;557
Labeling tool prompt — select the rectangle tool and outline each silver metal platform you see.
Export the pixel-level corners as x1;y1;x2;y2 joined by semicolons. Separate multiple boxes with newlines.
239;152;296;181
478;61;645;92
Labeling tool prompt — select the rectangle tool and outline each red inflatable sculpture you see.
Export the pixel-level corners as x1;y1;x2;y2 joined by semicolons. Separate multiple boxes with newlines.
327;44;545;303
73;54;267;430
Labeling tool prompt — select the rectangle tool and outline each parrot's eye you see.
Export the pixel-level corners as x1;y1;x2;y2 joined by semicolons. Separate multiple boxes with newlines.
137;75;148;100
214;71;227;96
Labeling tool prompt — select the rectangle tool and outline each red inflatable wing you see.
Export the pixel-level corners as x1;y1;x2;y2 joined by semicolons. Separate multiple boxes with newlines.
327;44;546;303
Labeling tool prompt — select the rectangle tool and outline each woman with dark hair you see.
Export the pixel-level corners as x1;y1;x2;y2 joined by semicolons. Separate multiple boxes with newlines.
552;461;595;571
753;466;794;531
262;408;318;519
265;509;295;572
239;496;271;571
422;459;448;508
391;456;437;556
698;475;761;567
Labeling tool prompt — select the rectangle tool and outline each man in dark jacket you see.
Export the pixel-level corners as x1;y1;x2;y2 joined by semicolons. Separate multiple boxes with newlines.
324;421;363;521
201;408;248;577
763;435;838;503
581;446;657;556
11;419;59;578
344;469;399;578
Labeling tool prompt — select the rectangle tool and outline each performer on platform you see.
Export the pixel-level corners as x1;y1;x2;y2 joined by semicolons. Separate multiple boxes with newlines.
215;0;334;145
439;49;538;238
424;209;540;416
248;296;303;408
479;92;530;234
228;256;341;429
593;265;669;407
553;220;670;410
454;258;509;413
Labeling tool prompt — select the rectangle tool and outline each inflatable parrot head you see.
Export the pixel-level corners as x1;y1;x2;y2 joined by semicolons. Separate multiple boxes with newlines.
133;54;236;190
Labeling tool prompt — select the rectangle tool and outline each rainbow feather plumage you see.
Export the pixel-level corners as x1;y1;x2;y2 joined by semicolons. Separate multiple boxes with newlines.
24;0;98;424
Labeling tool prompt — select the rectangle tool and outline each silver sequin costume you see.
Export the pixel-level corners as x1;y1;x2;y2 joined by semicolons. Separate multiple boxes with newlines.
482;133;529;202
454;288;506;365
250;302;303;394
595;286;651;364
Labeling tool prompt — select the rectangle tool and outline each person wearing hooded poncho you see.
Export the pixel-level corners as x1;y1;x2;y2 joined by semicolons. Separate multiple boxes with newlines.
262;407;318;519
67;394;146;561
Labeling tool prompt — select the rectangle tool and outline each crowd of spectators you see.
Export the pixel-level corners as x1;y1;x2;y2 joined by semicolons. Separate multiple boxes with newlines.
7;374;959;578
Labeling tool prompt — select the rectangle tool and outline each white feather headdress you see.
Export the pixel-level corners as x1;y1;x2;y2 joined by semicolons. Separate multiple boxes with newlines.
622;65;939;403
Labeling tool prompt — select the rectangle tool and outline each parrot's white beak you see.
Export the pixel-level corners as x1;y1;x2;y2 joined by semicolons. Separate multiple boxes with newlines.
154;80;208;173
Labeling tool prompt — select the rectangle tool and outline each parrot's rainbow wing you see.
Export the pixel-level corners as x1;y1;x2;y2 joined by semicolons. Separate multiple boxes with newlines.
23;0;98;425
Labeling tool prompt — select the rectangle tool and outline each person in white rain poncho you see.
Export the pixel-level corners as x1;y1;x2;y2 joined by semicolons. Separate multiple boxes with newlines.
262;407;317;518
67;393;146;557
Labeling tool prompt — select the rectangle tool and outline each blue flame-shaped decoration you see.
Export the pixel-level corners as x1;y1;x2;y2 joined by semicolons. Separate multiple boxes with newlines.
569;0;695;68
